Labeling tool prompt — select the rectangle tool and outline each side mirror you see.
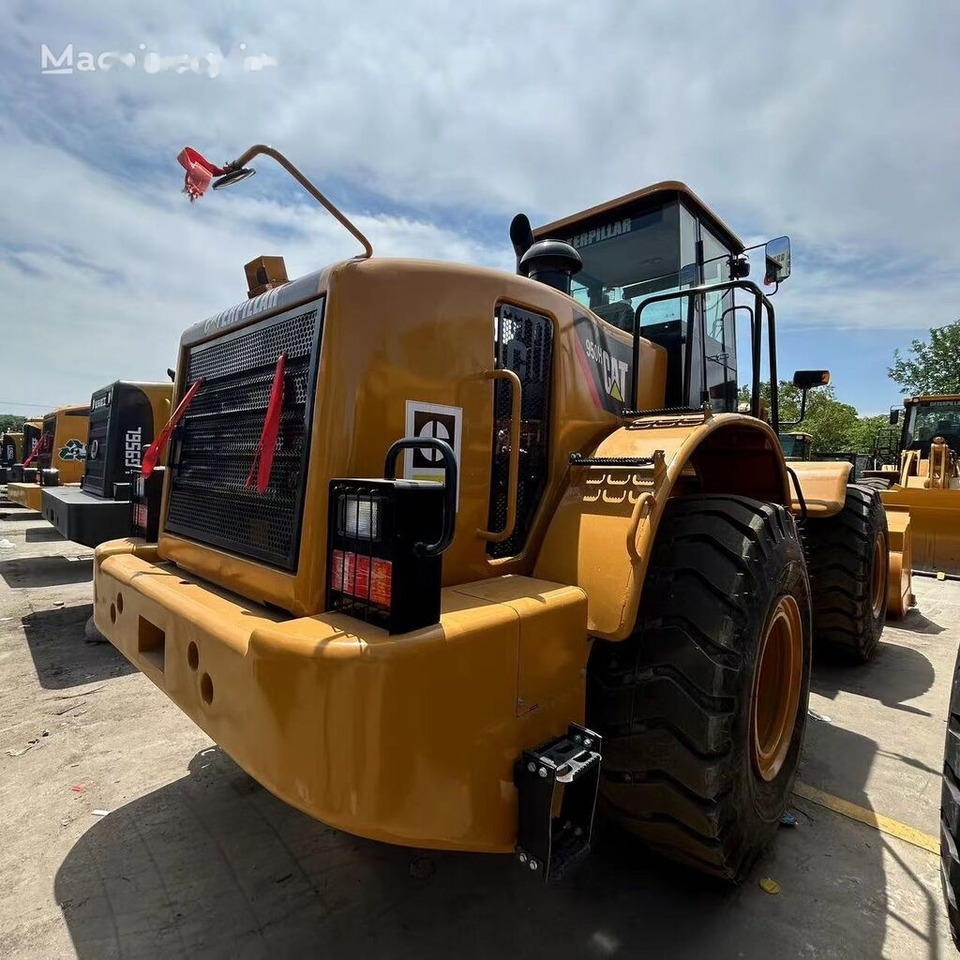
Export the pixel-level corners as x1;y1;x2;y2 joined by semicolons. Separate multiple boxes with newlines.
765;236;791;284
792;370;830;390
889;407;901;425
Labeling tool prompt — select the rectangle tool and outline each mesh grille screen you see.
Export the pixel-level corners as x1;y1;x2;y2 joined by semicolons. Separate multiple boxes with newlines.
486;304;553;559
165;300;324;570
84;411;110;493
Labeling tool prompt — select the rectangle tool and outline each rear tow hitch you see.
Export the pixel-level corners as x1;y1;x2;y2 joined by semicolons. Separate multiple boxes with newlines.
514;723;602;881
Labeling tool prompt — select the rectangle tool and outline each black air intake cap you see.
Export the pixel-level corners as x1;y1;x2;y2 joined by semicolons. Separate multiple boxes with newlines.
519;240;583;293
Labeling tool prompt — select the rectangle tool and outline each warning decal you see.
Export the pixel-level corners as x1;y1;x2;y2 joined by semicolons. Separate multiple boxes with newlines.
403;400;462;506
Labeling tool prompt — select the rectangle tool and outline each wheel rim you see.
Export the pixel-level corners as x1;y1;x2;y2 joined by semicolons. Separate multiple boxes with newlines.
751;594;803;782
871;532;885;619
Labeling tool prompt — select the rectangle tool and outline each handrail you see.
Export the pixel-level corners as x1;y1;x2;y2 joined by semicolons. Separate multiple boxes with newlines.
631;279;779;432
477;368;522;543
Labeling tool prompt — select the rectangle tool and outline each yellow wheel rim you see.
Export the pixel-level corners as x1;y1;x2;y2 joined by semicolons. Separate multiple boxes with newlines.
751;594;804;782
871;532;885;619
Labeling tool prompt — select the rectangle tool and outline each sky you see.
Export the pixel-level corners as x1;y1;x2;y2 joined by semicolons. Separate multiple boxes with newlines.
1;1;959;416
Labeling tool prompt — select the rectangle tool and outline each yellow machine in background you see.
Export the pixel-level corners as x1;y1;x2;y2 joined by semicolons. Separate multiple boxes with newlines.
779;431;813;461
7;405;90;511
92;145;894;884
873;395;960;577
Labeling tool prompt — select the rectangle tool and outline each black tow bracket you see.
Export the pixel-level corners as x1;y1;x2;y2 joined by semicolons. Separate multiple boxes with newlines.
514;723;602;881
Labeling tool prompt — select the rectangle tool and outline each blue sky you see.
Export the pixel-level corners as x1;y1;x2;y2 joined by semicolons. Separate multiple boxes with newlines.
1;0;959;416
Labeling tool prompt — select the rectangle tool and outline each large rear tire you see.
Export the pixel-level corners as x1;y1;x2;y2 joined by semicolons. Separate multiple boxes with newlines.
587;495;812;881
804;484;888;661
941;645;960;947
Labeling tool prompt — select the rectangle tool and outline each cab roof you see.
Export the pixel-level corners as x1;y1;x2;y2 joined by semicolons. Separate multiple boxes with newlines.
534;180;745;254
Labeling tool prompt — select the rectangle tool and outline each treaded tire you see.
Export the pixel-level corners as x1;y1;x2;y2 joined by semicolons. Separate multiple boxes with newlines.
860;477;893;492
941;645;960;948
804;484;888;661
586;495;812;881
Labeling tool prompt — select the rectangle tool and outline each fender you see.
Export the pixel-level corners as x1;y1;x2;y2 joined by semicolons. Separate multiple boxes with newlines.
787;460;851;517
534;411;790;640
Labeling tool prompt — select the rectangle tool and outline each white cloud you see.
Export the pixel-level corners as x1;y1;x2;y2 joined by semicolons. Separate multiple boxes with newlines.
1;0;959;411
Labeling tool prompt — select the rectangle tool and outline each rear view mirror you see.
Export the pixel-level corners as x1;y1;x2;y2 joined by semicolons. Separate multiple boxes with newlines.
765;236;791;284
792;370;830;390
889;407;901;425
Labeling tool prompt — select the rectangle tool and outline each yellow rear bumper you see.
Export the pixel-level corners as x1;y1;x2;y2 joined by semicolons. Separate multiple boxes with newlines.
7;482;43;511
93;540;588;852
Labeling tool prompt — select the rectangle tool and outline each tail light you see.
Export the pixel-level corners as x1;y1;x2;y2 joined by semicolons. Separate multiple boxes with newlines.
327;438;457;634
130;467;165;541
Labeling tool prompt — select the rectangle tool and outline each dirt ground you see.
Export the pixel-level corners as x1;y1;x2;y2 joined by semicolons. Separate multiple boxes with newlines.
0;497;957;959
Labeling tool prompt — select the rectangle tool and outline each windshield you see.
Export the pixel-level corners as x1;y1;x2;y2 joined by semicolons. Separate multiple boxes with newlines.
904;399;960;452
779;434;810;460
566;207;684;332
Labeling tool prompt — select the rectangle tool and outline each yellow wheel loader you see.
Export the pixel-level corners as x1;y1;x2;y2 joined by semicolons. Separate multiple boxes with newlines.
7;406;90;511
1;420;42;485
42;380;172;546
91;145;893;881
864;396;960;579
779;431;813;461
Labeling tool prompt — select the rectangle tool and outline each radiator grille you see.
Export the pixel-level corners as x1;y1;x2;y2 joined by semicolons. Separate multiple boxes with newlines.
165;299;324;570
486;304;553;558
84;411;110;494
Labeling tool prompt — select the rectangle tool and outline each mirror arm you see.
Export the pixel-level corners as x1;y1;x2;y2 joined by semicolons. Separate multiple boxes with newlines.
225;144;373;259
778;388;808;428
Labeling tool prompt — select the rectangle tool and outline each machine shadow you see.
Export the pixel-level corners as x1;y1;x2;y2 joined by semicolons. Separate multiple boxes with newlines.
54;746;890;960
0;554;93;588
25;527;66;543
811;639;936;716
21;603;136;689
0;510;44;521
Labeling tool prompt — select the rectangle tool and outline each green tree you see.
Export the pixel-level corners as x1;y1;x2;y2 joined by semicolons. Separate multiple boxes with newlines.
0;414;25;433
739;382;880;454
889;320;960;395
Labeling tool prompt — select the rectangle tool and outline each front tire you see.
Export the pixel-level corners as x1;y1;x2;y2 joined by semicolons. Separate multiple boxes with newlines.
804;484;888;661
587;495;812;881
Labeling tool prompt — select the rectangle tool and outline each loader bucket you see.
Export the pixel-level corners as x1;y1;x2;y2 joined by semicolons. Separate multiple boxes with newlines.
882;485;960;579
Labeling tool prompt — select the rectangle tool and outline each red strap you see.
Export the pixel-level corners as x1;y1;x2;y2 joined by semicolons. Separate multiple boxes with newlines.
245;352;287;494
177;147;227;202
142;377;206;479
22;433;50;467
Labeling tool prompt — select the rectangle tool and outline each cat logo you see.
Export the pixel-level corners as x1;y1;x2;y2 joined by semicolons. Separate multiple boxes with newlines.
603;353;628;403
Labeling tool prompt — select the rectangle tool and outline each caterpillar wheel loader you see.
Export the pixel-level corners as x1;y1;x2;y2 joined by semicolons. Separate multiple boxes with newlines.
779;430;814;461
1;420;42;485
42;381;172;546
1;429;24;484
7;406;89;511
863;396;960;578
92;145;893;882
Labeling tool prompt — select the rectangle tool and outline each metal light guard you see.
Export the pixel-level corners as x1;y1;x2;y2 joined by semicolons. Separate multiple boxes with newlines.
215;144;373;260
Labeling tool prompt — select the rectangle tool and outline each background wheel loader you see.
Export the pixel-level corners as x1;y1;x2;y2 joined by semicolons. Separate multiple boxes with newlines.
90;145;897;884
6;406;90;511
41;380;172;546
0;420;42;485
864;395;960;580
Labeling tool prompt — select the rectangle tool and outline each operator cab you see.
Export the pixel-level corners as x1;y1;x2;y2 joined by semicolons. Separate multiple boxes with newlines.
902;397;960;456
531;182;749;413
